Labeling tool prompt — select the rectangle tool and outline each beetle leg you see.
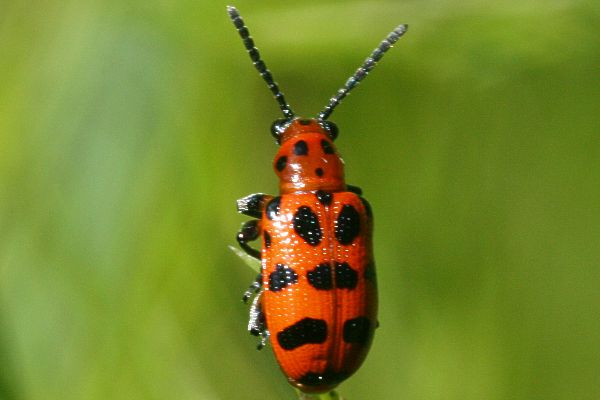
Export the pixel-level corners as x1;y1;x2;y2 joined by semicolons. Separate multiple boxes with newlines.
347;185;363;195
237;193;273;218
237;220;262;260
258;328;270;351
242;273;262;303
248;289;269;350
236;194;272;349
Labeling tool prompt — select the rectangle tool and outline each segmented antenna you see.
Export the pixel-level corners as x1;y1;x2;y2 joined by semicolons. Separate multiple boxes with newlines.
227;6;295;120
317;24;408;121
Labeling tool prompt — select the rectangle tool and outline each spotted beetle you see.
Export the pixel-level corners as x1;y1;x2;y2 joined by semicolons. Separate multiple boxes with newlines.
228;6;407;394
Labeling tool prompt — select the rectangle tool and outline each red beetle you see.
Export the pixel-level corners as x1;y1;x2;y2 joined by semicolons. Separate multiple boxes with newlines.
229;6;407;393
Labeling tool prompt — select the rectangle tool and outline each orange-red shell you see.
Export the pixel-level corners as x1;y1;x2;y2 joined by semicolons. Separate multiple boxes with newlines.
261;191;376;393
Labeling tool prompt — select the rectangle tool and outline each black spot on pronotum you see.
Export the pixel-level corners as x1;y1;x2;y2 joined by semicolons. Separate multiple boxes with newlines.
315;190;332;206
293;140;308;156
276;156;287;172
269;264;298;292
315;167;324;177
307;263;333;290
335;262;358;289
343;316;372;345
321;139;335;154
264;231;271;248
293;206;322;246
265;197;281;220
277;318;327;350
299;118;311;125
335;204;361;245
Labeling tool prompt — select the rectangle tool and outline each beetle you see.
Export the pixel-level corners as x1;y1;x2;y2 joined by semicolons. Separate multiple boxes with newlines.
228;5;407;394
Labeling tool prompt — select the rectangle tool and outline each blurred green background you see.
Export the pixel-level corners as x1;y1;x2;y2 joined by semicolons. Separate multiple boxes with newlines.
1;0;599;399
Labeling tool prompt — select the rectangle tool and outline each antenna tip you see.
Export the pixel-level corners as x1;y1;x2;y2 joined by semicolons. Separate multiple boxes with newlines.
227;5;239;17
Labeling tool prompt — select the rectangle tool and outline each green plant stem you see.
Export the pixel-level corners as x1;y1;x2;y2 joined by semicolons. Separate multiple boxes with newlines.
294;389;344;400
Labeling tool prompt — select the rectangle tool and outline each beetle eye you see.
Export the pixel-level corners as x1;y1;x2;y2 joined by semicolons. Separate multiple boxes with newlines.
321;121;339;141
271;119;289;144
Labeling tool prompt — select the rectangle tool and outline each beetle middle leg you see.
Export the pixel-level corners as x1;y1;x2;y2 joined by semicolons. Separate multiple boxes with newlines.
248;289;269;350
242;273;262;303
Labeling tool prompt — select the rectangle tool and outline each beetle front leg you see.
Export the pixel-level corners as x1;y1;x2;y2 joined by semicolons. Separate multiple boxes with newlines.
237;219;262;260
236;192;274;259
347;185;363;195
237;193;273;218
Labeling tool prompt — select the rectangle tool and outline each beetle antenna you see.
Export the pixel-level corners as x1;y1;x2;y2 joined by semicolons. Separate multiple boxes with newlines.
317;24;408;121
227;6;295;120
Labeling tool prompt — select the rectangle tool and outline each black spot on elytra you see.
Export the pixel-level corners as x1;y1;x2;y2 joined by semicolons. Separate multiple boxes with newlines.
307;263;333;290
335;204;361;245
276;156;287;172
265;197;281;220
343;316;371;345
315;167;324;177
297;369;349;388
293;140;308;156
293;206;322;246
335;262;358;289
277;318;327;350
321;139;334;154
315;190;332;206
269;264;298;292
264;231;271;248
